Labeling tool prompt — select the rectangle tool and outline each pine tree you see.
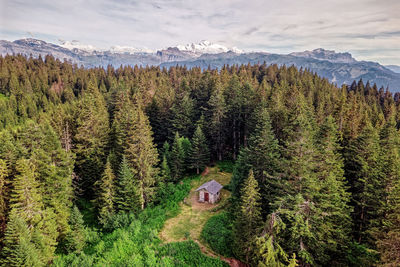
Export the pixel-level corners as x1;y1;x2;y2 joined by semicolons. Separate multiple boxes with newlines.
235;108;282;214
311;116;352;261
189;126;209;174
169;93;195;138
160;154;171;181
7;159;58;265
376;178;400;265
375;118;400;265
94;157;115;224
256;213;297;267
116;156;139;212
73;80;109;197
170;132;185;182
64;205;85;253
344;123;383;246
10;159;43;227
26;121;74;240
234;170;262;263
208;83;226;160
0;210;41;267
124;99;159;210
0;159;8;235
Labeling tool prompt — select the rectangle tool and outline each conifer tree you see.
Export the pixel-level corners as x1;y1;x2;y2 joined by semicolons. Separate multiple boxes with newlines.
344;123;383;246
64;205;85;253
26;121;74;240
10;159;43;226
0;159;8;235
256;213;297;267
124;99;159;210
160;154;171;181
170;132;185;182
94;157;115;224
0;210;41;267
7;159;58;265
208;82;226;161
169;93;195;138
312;116;352;260
375;118;400;264
235;108;282;214
116;156;139;212
189;125;209;174
234;170;262;263
376;178;400;265
73;80;109;197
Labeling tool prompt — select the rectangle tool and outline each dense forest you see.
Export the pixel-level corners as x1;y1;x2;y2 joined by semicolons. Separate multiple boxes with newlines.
0;54;399;266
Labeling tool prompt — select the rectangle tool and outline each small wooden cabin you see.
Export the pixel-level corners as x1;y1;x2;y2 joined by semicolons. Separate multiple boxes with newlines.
195;180;223;204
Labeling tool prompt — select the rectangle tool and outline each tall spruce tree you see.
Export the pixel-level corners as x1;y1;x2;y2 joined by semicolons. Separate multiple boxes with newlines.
234;170;262;264
189;125;209;174
256;213;297;267
64;205;85;253
208;82;226;161
0;159;8;236
344;123;384;246
73;80;109;197
376;178;400;265
94;157;115;224
6;159;58;265
170;132;185;182
375;118;400;264
124;98;159;210
0;210;41;267
116;156;139;212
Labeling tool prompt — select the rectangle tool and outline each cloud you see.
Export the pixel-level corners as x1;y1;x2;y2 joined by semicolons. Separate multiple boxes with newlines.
0;0;399;64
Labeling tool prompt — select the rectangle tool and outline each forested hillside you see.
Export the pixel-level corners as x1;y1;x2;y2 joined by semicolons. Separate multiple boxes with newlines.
0;54;399;266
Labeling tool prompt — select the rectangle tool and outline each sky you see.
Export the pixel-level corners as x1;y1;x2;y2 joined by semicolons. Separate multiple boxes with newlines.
1;0;400;65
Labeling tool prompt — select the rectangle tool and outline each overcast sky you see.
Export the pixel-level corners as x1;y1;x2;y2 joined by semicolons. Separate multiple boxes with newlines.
1;0;399;65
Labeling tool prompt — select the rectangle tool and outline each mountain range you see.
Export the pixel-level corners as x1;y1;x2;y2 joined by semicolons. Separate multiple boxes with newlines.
1;38;400;92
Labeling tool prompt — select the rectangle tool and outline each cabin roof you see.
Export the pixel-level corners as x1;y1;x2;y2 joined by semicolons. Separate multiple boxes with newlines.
195;180;223;195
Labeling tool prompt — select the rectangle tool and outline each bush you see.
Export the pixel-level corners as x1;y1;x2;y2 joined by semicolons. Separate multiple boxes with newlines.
201;212;234;257
216;160;234;173
159;241;229;267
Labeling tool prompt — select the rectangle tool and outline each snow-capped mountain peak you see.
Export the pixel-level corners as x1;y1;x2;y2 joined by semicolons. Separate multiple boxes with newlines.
175;40;242;54
59;40;97;52
109;45;153;54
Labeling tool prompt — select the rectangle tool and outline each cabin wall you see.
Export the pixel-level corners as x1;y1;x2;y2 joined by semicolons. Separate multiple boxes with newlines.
198;190;220;203
198;190;205;202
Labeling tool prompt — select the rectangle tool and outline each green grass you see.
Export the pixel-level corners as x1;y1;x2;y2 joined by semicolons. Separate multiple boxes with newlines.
0;93;7;100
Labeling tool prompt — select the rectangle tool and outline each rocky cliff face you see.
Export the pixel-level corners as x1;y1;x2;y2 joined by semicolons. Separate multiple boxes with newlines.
290;48;356;63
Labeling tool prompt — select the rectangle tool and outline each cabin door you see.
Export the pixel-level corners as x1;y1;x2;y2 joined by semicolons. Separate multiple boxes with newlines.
204;192;209;202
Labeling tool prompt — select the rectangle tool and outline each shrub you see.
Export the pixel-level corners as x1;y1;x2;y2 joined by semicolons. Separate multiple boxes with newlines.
159;241;229;267
201;212;234;257
217;160;234;173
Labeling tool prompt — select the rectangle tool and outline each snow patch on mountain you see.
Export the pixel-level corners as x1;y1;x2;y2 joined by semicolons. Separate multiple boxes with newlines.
109;45;153;54
59;40;97;52
175;40;242;54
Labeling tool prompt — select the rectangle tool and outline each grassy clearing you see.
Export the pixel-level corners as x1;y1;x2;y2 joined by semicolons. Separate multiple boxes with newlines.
159;166;232;243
